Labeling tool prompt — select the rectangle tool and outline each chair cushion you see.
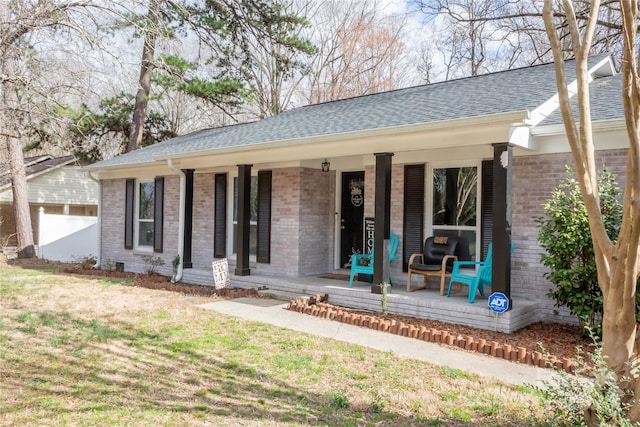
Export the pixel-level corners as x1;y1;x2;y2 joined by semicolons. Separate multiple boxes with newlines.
409;263;452;273
423;236;459;265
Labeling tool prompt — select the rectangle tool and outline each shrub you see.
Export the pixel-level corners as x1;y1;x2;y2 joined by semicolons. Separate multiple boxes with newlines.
537;332;637;426
140;255;165;275
535;166;622;336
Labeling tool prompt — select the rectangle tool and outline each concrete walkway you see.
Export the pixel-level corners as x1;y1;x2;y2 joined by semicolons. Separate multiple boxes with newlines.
198;297;558;388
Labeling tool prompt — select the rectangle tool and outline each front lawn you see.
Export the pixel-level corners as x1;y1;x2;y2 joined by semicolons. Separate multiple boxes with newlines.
0;262;546;426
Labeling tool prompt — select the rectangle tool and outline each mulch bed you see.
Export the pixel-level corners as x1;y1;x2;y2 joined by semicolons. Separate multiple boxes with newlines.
287;294;594;373
61;264;266;299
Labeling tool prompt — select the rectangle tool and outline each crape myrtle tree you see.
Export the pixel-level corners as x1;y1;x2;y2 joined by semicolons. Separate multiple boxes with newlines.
543;0;640;421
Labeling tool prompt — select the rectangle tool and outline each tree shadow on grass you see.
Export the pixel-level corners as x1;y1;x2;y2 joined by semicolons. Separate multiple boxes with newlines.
0;272;543;426
0;311;468;426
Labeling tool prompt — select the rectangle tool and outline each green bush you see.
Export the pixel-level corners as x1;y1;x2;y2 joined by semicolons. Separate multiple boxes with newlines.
535;166;622;336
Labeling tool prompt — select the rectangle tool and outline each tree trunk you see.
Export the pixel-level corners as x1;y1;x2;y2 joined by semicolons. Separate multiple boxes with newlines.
127;0;161;153
543;0;640;422
602;256;639;419
1;49;35;258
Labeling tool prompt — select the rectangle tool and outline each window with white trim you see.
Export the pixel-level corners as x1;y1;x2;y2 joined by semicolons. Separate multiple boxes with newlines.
137;181;155;249
430;165;479;260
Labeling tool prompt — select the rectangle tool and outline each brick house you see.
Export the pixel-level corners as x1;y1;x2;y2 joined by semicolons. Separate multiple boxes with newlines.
86;54;626;329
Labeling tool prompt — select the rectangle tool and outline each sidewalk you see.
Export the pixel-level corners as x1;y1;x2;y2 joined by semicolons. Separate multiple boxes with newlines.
198;297;558;388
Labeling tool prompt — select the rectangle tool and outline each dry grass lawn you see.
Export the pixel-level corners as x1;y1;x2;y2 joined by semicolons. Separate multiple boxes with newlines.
0;262;548;426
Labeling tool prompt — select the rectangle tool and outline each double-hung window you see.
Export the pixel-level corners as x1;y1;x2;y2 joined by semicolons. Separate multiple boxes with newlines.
137;181;155;249
124;177;163;253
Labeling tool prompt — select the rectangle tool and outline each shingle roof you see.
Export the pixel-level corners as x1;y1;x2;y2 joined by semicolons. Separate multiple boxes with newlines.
88;54;622;170
0;155;76;188
539;72;624;126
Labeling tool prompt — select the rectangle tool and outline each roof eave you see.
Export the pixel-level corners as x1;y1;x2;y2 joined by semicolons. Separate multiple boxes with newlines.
153;110;532;162
531;118;626;137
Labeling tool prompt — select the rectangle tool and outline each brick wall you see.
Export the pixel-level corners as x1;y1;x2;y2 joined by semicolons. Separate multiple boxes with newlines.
191;173;214;269
259;167;301;276
297;167;334;275
512;149;627;323
254;167;334;277
101;176;180;276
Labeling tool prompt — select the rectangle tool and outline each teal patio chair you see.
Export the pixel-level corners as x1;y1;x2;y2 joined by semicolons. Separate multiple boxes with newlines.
447;242;514;303
348;233;399;287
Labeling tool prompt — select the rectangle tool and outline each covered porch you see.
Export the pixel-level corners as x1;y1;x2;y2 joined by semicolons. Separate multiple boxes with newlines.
182;268;540;334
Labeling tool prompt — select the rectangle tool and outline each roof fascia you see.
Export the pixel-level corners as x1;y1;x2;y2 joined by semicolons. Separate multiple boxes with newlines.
512;55;617;152
95;163;183;180
153;110;531;163
531;118;626;136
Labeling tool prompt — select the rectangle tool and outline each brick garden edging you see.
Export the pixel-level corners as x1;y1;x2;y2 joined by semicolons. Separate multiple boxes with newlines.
287;294;575;374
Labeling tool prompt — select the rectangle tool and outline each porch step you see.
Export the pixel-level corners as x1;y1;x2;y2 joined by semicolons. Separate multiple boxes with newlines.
258;289;310;302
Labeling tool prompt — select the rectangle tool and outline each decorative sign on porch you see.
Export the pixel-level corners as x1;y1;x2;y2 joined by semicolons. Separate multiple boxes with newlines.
212;258;230;290
364;217;375;254
488;292;510;313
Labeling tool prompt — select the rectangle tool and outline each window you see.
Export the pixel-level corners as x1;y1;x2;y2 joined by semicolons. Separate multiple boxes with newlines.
137;181;155;249
431;166;478;260
125;177;163;252
232;176;258;256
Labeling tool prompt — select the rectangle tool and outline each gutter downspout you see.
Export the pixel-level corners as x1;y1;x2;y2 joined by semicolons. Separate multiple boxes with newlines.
87;172;102;269
167;159;185;283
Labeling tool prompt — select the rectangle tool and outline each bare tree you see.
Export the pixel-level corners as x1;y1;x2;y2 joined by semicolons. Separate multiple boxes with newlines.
0;0;106;258
0;42;33;257
303;0;410;103
219;0;315;118
414;0;629;78
543;0;639;422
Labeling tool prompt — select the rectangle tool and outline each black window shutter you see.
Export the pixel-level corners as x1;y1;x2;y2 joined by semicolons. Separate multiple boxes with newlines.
153;176;164;253
481;160;493;261
124;179;134;249
403;164;425;271
214;173;227;258
256;170;272;263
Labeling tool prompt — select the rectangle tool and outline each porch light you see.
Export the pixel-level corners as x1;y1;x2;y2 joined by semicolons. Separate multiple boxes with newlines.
321;159;330;172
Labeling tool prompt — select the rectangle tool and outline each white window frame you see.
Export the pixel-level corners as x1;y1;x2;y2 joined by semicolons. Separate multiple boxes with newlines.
134;179;155;253
426;161;482;261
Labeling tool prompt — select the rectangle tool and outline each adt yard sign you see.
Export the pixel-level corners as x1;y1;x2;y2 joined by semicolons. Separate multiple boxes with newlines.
488;292;510;313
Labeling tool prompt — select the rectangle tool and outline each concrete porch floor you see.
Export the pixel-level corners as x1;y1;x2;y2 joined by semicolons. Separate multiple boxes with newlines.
182;268;540;333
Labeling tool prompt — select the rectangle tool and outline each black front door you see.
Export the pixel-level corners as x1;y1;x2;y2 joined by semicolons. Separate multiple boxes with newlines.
340;171;365;268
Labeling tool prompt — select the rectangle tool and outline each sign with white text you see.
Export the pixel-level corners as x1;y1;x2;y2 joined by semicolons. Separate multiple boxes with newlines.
488;292;510;313
212;258;230;290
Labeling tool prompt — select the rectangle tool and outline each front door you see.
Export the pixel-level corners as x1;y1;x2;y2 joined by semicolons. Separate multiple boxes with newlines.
340;171;365;268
